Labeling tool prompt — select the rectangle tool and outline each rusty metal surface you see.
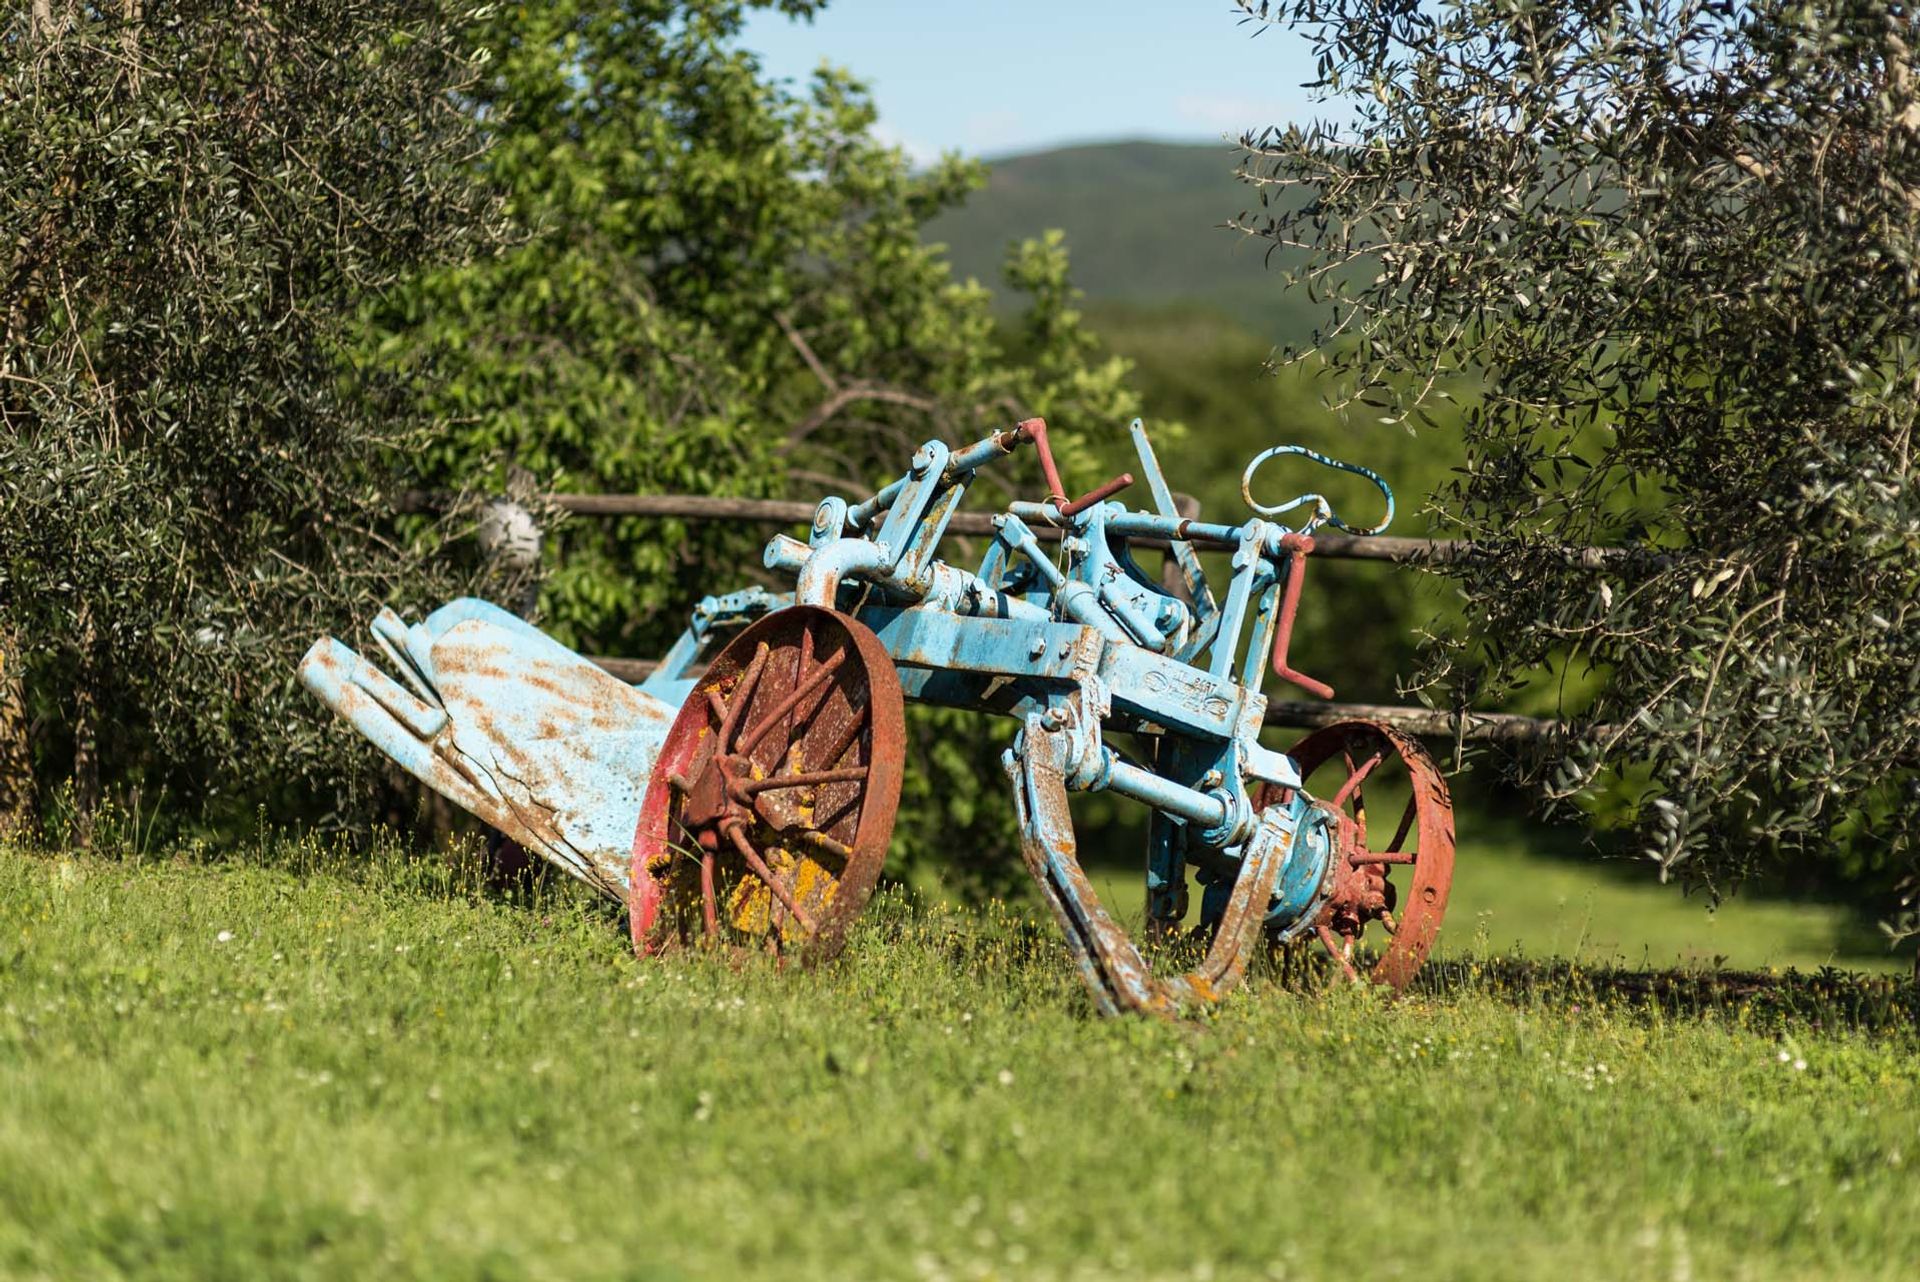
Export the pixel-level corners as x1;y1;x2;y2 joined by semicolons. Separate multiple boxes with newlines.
1268;535;1335;700
631;606;904;962
1262;720;1456;990
301;598;677;901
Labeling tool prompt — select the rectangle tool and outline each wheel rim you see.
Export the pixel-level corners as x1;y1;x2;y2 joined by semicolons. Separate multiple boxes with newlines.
1258;720;1455;989
630;607;905;962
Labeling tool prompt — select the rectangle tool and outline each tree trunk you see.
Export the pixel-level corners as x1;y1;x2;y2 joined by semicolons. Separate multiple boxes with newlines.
0;633;32;841
70;617;100;848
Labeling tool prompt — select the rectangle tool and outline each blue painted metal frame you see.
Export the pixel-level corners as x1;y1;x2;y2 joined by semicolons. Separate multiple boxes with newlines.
756;416;1393;1013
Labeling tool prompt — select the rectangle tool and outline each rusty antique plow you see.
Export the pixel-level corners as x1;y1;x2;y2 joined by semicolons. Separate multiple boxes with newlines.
302;419;1455;1015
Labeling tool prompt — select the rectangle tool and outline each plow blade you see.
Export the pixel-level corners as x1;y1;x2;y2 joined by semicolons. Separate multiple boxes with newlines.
299;598;678;900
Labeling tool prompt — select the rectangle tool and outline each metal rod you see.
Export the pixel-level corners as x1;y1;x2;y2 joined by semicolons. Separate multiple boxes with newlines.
1102;756;1228;831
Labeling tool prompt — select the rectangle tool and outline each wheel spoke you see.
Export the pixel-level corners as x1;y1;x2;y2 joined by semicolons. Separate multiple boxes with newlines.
1385;795;1417;854
1338;747;1372;848
794;620;814;707
740;766;869;796
738;648;849;756
1332;747;1384;809
788;634;846;745
723;821;817;934
1350;850;1415;866
791;827;854;864
806;791;862;839
698;851;719;939
716;642;772;752
808;698;870;772
1314;922;1361;982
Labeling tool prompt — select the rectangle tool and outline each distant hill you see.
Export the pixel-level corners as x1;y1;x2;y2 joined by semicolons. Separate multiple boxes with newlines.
923;140;1322;344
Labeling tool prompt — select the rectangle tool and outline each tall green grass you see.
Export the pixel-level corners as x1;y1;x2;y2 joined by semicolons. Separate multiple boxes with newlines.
2;842;1915;1281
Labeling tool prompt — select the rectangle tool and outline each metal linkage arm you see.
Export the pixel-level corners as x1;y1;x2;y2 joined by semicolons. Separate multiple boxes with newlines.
988;513;1132;644
1128;419;1216;621
1005;706;1301;1018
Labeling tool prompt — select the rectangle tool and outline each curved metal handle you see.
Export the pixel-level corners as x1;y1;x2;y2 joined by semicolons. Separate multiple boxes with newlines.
1239;445;1394;536
1017;418;1134;518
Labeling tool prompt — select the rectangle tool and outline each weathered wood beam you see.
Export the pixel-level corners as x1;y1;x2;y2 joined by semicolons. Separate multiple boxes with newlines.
1261;698;1576;744
407;490;1642;567
542;493;1464;562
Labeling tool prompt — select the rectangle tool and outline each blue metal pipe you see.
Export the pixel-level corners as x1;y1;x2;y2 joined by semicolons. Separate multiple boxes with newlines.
846;477;908;531
795;537;892;607
1104;510;1250;548
1103;756;1227;831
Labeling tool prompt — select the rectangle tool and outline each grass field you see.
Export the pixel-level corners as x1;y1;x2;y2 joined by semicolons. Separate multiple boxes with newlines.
1073;808;1903;978
2;842;1916;1281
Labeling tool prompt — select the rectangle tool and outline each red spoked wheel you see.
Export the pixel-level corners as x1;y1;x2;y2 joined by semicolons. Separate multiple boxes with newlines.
630;607;905;962
1257;720;1455;990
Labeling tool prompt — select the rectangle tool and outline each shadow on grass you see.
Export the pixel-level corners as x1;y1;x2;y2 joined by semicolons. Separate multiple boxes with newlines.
1410;953;1920;1036
860;893;1920;1035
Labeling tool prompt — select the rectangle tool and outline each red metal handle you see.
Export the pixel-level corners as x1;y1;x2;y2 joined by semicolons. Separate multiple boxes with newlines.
1271;534;1334;700
1015;417;1134;518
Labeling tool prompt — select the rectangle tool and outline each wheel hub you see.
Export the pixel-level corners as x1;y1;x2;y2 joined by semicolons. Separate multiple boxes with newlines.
1319;808;1395;939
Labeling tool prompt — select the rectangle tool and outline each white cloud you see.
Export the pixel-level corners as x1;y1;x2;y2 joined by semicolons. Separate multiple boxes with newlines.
1172;92;1298;137
871;121;944;169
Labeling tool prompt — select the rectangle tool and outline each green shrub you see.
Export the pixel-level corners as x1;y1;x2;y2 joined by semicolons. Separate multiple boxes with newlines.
0;2;510;834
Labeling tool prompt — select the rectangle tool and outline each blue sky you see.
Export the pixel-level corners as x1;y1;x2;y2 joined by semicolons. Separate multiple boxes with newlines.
740;1;1328;161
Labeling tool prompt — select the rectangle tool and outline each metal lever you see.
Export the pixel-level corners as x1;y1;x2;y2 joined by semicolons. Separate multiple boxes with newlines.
1270;535;1334;700
1015;417;1135;518
1241;444;1394;536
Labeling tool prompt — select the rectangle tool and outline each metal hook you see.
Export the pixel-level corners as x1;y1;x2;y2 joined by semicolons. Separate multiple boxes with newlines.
1239;445;1395;535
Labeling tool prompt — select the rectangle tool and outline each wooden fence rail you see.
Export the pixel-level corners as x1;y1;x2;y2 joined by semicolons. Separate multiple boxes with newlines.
407;487;1590;742
583;654;1573;744
540;490;1584;742
535;492;1462;562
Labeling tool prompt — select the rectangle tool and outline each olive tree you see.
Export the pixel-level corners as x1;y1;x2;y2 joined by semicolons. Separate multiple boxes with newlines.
0;2;508;834
1233;1;1920;937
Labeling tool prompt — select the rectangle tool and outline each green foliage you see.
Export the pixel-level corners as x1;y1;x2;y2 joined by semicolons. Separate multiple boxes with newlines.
1235;1;1920;930
3;844;1917;1279
367;1;1142;885
0;3;508;826
374;2;1138;655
